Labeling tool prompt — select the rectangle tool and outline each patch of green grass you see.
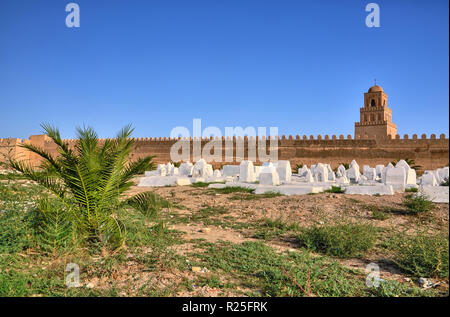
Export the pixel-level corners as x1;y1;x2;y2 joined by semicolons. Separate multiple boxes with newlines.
0;208;34;253
0;251;119;297
192;181;224;188
260;191;283;198
252;217;300;240
0;182;52;253
324;186;345;194
402;192;434;214
228;194;259;201
405;187;418;193
198;205;229;216
172;205;230;226
297;222;378;258
369;280;436;297
192;241;367;296
262;217;300;231
191;182;210;188
196;275;231;289
372;209;390;221
0;264;69;297
228;191;282;201
211;186;255;194
0;173;29;181
393;232;449;278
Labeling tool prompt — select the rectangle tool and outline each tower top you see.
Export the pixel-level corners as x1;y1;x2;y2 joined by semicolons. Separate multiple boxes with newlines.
368;84;383;93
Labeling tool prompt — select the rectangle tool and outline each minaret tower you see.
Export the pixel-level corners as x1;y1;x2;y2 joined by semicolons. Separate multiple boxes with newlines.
354;82;397;138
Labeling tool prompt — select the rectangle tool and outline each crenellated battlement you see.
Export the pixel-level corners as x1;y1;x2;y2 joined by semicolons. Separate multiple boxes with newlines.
43;133;446;143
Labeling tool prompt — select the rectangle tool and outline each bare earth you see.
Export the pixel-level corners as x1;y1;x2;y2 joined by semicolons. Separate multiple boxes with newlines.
120;184;449;296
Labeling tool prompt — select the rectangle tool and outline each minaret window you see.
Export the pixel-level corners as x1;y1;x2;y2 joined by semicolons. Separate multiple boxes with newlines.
371;99;376;107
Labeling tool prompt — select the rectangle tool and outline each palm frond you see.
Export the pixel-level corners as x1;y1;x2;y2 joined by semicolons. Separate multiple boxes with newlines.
18;143;61;174
99;217;125;249
126;191;172;219
116;124;134;140
119;156;156;192
41;123;72;154
9;159;66;200
34;197;73;254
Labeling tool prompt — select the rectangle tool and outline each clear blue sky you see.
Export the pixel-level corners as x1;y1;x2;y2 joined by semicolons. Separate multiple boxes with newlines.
0;0;448;139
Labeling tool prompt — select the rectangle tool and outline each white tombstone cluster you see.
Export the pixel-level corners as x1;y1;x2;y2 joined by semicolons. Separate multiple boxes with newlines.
419;167;449;186
417;166;449;203
137;159;449;202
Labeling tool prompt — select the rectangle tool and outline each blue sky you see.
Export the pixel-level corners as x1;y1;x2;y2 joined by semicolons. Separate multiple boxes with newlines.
0;0;448;139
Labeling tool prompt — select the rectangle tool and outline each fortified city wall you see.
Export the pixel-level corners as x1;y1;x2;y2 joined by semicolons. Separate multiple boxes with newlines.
1;133;448;173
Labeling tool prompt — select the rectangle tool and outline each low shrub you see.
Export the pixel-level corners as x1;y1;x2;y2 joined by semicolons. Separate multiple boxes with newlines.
394;232;449;278
297;222;378;258
324;186;345;194
402;192;434;214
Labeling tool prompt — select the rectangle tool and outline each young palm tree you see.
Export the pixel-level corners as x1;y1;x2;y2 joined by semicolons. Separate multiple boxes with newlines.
9;123;155;249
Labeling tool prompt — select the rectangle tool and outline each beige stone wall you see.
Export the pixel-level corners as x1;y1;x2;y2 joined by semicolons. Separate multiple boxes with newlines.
0;138;30;166
2;133;447;173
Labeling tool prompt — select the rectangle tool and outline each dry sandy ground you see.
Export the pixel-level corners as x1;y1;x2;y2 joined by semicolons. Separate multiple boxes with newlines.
123;184;449;294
